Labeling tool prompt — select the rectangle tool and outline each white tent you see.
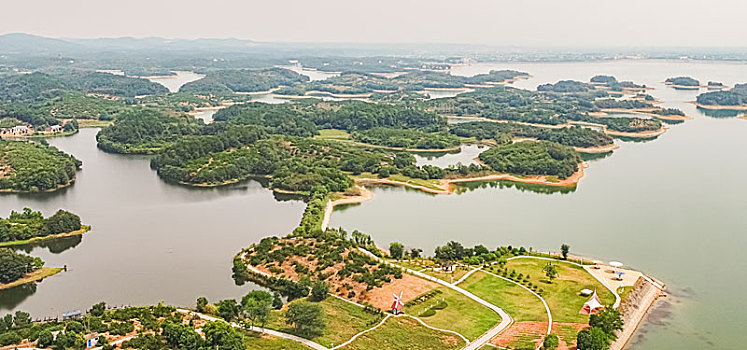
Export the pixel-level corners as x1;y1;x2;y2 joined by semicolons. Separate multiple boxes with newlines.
579;291;604;315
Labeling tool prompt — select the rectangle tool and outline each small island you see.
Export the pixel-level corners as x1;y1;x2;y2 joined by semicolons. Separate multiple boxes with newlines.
664;76;701;90
0;248;60;291
0;140;82;192
0;207;89;247
694;83;747;111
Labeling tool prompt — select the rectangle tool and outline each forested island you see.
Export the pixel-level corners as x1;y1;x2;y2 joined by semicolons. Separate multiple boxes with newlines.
179;68;310;95
0;207;86;247
664;76;701;89
0;140;81;192
695;83;747;109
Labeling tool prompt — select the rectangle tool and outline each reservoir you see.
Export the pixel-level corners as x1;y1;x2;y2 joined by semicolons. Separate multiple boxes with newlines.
2;60;747;349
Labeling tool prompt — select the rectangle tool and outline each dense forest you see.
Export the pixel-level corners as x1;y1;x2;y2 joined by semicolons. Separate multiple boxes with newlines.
179;68;309;95
0;140;81;192
351;127;461;149
478;141;582;179
696;83;747;106
450;122;613;148
0;208;82;243
96;109;202;154
274;70;529;96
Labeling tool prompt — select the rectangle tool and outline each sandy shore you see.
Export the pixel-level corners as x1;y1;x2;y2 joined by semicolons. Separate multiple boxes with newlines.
321;187;374;230
575;143;620;153
235;87;283;95
691;102;747;111
0;267;63;290
663;82;701;90
568;121;668;138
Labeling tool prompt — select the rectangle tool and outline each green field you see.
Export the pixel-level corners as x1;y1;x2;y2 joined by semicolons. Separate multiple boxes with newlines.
344;316;465;350
504;258;615;323
315;129;351;140
403;286;498;340
265;296;381;347
243;331;311;350
459;271;548;322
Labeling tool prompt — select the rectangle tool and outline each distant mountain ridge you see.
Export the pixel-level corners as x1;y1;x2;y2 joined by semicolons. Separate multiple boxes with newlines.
0;33;255;55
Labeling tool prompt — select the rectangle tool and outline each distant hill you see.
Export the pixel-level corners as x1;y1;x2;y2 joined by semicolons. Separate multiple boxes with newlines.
0;33;82;54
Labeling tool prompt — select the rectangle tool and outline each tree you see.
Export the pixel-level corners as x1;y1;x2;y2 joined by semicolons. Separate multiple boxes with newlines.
310;281;329;302
272;292;283;310
409;248;422;258
242;291;273;328
0;248;35;283
196;297;208;313
202;321;244;350
543;334;559;349
589;307;624;340
44;210;82;234
389;242;404;260
285;301;325;338
576;327;610;350
13;311;31;328
37;329;54;348
216;299;240;322
543;262;558;283
561;244;570;260
89;301;106;317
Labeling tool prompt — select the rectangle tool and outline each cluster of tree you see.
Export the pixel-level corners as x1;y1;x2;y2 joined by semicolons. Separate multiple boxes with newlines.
0;248;44;284
578;116;662;133
576;307;624;350
63;71;169;97
0;140;81;192
665;76;700;87
590;75;645;91
179;68;309;95
650;108;685;116
96;109;202;154
213;102;319;137
538;80;593;93
431;241;539;266
478;141;582;179
696;83;747;106
352;127;461;149
594;99;652;109
298;56;450;73
450;122;613;148
0;208;82;243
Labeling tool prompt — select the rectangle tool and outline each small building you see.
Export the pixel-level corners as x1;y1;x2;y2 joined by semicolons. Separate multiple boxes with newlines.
11;125;29;134
48;125;63;133
62;310;82;320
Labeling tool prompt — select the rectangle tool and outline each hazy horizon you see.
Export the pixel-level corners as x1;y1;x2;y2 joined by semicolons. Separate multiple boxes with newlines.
2;0;747;47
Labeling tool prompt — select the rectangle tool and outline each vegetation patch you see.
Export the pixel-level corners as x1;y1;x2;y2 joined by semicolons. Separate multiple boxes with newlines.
343;316;465;350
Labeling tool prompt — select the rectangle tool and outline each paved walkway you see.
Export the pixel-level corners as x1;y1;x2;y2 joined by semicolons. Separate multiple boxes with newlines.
176;309;329;350
358;248;513;350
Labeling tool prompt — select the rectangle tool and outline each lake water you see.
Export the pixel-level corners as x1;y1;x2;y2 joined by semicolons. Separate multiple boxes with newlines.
332;60;747;349
2;60;746;349
145;71;205;93
0;129;306;316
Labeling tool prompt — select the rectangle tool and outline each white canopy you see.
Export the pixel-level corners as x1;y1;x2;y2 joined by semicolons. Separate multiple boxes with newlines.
580;288;593;296
609;261;623;268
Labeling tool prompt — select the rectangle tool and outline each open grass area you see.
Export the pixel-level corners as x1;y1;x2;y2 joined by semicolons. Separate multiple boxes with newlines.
387;174;444;191
344;316;465;350
74;119;114;128
459;271;548;322
315;128;351;140
504;258;615;323
403;287;498;340
0;267;63;290
265;296;382;348
420;266;472;283
242;331;311;350
618;286;633;304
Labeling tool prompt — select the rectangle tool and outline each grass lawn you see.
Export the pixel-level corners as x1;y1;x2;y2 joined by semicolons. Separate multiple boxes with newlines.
264;296;381;348
459;271;547;322
420;266;472;284
403;287;498;340
344;316;465;350
242;331;311;350
75;119;114;128
315;129;351;140
0;267;63;290
387;174;444;192
618;286;633;304
504;258;615;323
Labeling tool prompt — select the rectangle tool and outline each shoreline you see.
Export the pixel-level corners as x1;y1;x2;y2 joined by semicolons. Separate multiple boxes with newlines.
691;101;747;111
0;267;63;290
609;276;666;350
0;225;92;248
599;108;693;121
0;179;76;194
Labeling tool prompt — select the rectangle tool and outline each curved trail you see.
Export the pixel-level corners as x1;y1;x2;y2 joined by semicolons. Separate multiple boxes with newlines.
331;314;391;349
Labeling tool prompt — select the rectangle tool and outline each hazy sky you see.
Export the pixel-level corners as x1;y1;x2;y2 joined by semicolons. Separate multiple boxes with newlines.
2;0;745;47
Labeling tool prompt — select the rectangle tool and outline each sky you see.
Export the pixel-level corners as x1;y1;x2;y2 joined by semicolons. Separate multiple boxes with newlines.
1;0;745;47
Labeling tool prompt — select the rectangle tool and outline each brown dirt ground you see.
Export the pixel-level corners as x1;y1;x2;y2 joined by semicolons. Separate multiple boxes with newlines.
361;274;438;310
